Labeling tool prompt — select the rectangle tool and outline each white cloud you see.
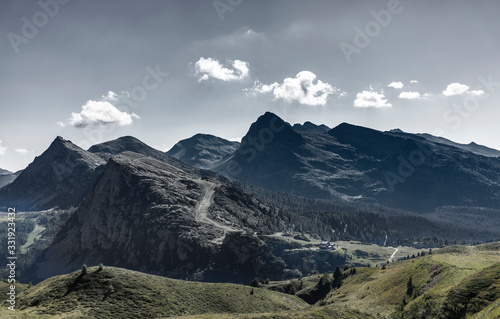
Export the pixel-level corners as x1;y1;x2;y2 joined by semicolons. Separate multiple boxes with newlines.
195;57;249;82
442;83;486;97
68;100;139;128
410;80;419;84
0;140;6;155
442;83;470;96
354;90;392;108
388;82;404;89
468;89;485;96
60;91;140;129
103;90;118;101
251;71;343;106
15;148;29;154
398;91;421;99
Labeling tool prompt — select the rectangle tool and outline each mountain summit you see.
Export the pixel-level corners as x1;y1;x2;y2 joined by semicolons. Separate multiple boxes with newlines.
167;133;239;169
0;137;105;210
212;113;500;212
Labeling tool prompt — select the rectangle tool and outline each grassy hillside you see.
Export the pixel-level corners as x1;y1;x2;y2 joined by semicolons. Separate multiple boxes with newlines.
322;244;500;318
2;266;307;319
2;242;500;319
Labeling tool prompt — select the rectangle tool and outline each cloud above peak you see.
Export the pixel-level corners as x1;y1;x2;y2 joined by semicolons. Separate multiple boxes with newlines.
59;91;140;129
195;57;249;82
354;90;391;108
250;71;344;106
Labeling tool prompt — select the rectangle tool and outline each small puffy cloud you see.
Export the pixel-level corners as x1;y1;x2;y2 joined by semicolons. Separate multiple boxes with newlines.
388;81;404;89
410;80;419;84
251;71;344;106
354;90;392;108
442;83;485;97
195;57;249;82
468;89;485;96
60;91;140;129
442;83;470;96
103;90;118;101
69;101;139;128
15;148;29;154
398;91;421;99
0;140;6;155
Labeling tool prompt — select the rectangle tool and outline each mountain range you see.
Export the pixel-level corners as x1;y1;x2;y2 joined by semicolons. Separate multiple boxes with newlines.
2;111;500;285
28;150;287;283
171;112;500;213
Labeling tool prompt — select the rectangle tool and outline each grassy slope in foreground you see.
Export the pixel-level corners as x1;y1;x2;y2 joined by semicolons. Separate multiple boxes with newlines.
3;266;307;319
321;243;500;318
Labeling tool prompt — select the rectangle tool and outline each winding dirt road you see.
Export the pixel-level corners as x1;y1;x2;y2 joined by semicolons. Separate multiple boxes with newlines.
195;180;237;235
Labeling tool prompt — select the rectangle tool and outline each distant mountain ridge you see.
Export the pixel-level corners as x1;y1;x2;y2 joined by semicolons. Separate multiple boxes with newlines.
167;133;240;170
0;170;22;189
389;129;500;157
166;112;500;213
0;168;12;175
292;121;330;134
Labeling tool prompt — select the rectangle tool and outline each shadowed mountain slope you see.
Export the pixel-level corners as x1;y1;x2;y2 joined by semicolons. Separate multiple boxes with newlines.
0;137;105;210
167;133;240;169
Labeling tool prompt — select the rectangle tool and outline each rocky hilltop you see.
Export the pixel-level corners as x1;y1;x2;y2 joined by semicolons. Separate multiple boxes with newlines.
0;137;105;210
29;151;285;283
167;133;240;170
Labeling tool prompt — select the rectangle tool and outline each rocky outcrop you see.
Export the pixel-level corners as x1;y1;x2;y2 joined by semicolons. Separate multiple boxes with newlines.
28;151;284;283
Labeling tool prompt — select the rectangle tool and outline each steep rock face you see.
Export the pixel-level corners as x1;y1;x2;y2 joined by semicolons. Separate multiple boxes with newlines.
0;137;105;210
167;133;240;170
214;112;500;213
30;152;281;282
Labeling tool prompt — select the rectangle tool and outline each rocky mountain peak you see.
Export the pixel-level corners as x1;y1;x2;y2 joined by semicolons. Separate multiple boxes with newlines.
0;137;105;210
243;112;304;148
292;121;330;134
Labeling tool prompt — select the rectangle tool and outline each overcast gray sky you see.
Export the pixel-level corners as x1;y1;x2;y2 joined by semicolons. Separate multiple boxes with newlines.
1;0;500;172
